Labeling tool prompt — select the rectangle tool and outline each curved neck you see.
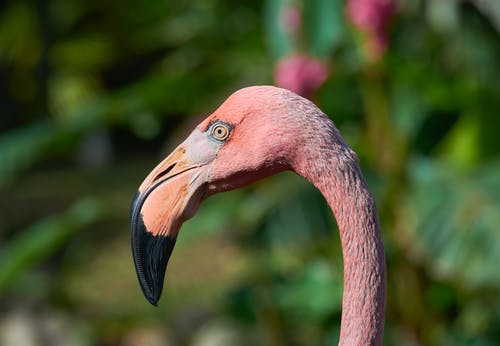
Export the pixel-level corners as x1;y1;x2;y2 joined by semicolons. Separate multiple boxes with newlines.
293;138;386;346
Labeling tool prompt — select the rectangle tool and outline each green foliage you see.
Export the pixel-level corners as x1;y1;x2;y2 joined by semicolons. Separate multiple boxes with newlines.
1;1;500;345
0;198;101;294
304;0;345;57
404;159;500;288
0;122;55;187
264;0;294;59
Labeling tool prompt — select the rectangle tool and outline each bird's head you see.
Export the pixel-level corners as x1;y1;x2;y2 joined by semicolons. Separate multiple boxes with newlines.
131;86;319;305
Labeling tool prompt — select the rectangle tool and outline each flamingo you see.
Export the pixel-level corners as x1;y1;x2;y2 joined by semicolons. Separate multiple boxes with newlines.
130;86;386;345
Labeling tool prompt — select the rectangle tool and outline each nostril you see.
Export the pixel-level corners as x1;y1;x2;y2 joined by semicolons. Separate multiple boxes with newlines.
153;163;176;182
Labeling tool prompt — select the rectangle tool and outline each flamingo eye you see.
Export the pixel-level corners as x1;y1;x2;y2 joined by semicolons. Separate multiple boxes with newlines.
210;123;230;141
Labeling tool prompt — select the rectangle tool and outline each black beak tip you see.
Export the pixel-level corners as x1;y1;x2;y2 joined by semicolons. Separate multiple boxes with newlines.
145;294;159;307
131;191;177;307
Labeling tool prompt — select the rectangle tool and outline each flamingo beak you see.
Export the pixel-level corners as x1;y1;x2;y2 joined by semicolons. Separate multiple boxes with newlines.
131;129;218;306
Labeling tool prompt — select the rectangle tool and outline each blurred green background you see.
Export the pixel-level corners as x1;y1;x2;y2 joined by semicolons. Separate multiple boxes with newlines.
1;0;500;345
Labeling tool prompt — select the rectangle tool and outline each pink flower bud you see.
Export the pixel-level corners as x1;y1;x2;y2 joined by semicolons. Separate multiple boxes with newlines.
347;0;396;58
274;54;329;98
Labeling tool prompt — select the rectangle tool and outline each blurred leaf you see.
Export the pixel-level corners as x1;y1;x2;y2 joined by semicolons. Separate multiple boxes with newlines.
50;35;114;71
304;0;345;57
264;0;293;59
0;198;102;295
0;122;55;187
390;84;429;140
473;0;500;33
437;115;480;168
427;0;459;34
277;260;342;322
0;3;40;65
50;73;100;120
401;158;500;288
446;10;500;87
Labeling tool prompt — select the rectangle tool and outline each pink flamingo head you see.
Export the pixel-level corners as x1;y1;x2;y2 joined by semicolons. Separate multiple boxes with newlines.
130;86;385;345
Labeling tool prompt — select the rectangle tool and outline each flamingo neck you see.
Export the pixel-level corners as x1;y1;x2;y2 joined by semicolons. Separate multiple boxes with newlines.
293;134;386;346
